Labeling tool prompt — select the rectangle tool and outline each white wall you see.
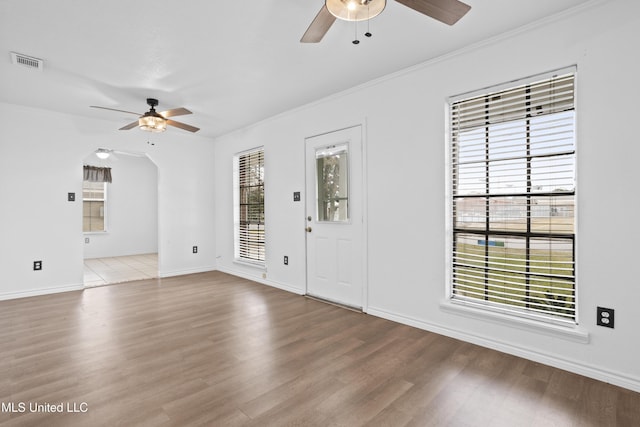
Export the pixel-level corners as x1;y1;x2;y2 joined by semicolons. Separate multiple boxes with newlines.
212;0;640;391
0;103;216;299
83;153;158;259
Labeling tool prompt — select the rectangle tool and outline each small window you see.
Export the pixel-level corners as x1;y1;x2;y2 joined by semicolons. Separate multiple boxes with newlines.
83;181;106;232
316;143;349;222
449;68;576;325
234;148;265;264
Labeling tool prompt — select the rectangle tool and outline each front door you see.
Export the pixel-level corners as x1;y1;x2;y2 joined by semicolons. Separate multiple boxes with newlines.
305;125;364;309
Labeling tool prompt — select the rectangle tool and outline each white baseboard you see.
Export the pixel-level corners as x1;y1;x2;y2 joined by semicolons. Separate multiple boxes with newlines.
216;266;305;295
158;265;217;278
0;283;84;301
366;306;640;393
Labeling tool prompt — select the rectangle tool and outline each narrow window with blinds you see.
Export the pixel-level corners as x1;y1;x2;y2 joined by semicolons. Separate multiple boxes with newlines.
449;69;576;325
235;148;265;264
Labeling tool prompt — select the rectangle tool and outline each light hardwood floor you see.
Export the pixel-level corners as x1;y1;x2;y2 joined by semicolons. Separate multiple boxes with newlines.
1;271;638;426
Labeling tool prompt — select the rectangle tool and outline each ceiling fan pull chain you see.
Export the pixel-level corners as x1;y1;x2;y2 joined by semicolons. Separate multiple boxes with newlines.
365;5;372;37
353;20;360;44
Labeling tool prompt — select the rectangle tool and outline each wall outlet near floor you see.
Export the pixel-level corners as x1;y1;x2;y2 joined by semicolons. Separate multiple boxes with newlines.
597;307;615;328
192;246;198;254
284;255;288;265
33;260;42;271
85;237;90;244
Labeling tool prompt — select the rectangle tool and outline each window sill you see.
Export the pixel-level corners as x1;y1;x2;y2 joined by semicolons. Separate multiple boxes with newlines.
440;299;589;344
83;231;108;235
233;258;266;270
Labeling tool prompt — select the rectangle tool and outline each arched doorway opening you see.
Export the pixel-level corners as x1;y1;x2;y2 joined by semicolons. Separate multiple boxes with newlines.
82;149;159;286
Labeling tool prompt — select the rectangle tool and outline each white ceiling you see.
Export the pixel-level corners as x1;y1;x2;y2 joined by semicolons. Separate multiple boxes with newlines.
0;0;591;139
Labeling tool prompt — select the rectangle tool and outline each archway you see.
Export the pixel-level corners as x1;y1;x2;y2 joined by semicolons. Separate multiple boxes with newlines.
82;149;159;286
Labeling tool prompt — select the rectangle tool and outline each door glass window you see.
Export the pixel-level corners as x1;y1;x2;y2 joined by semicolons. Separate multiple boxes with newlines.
316;143;349;222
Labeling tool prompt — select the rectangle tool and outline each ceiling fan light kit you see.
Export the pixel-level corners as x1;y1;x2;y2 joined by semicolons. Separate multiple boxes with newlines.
326;0;386;22
138;114;167;133
137;98;167;133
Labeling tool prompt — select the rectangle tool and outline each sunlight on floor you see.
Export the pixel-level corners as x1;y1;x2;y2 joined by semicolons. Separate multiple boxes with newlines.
84;253;158;287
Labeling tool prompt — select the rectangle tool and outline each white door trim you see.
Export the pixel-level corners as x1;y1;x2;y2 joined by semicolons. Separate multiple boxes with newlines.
304;122;368;313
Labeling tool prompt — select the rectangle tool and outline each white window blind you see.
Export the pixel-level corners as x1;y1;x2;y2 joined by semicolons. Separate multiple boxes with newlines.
450;69;576;324
236;149;265;263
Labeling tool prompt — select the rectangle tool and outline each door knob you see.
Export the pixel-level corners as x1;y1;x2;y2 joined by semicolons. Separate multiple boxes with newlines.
305;226;312;233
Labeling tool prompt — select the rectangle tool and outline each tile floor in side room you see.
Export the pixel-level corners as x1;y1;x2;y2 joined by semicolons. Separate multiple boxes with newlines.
84;253;158;287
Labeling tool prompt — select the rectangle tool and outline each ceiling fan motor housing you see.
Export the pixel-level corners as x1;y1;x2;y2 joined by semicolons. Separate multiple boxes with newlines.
146;98;159;110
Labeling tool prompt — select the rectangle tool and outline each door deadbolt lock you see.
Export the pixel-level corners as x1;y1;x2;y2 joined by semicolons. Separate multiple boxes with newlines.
307;216;312;221
305;226;312;233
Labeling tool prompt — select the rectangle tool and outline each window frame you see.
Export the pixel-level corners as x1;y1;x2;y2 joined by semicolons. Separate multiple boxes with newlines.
233;147;266;266
315;143;350;223
446;67;578;328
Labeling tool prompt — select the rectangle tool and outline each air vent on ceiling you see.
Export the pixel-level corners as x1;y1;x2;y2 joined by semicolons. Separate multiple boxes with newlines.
10;52;44;71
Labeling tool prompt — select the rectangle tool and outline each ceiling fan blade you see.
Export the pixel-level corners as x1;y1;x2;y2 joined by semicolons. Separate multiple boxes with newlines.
159;107;193;118
119;121;139;130
394;0;471;25
90;105;141;116
301;5;337;43
167;119;200;133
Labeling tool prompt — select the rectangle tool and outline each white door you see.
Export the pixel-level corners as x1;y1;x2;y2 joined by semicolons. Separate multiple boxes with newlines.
305;126;364;309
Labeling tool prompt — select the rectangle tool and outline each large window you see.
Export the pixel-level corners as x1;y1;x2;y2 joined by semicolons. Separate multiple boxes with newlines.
234;148;265;264
449;69;576;324
83;181;106;232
